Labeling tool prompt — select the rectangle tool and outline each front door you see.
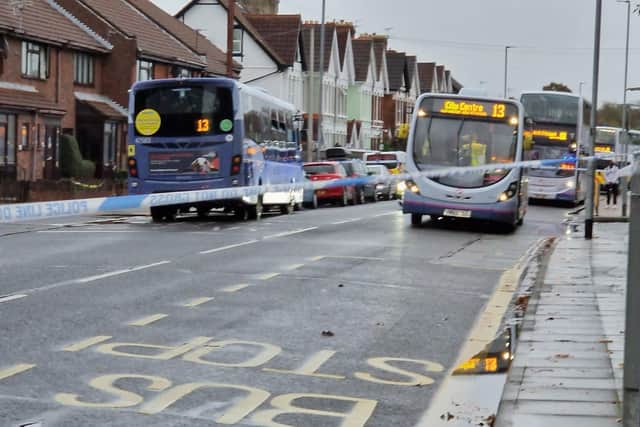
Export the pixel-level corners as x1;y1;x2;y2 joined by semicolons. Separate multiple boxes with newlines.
43;121;60;180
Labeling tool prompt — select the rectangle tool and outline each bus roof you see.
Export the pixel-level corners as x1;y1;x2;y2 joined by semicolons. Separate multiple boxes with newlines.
519;90;581;99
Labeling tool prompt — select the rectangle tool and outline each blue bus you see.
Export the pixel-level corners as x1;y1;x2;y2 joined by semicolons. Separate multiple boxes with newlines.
127;78;303;221
402;94;528;229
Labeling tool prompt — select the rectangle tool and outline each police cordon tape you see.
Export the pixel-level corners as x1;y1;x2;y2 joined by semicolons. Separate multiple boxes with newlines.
0;154;632;224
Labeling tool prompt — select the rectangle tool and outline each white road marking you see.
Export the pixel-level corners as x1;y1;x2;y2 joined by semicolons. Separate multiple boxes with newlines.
325;256;385;261
0;364;36;381
200;240;259;255
76;261;171;283
182;297;214;308
309;255;326;262
331;218;362;225
0;294;27;303
284;264;305;271
221;284;249;293
263;227;318;240
128;314;168;326
258;272;280;281
63;336;112;352
371;211;401;218
38;230;145;233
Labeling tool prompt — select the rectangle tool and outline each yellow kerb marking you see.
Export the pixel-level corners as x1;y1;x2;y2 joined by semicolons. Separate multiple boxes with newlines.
0;364;36;381
183;297;214;308
258;272;280;281
128;314;168;326
221;284;249;293
63;336;112;352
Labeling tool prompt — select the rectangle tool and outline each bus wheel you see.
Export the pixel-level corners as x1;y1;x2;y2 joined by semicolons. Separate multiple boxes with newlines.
235;206;250;221
411;213;422;226
197;207;210;218
150;206;165;222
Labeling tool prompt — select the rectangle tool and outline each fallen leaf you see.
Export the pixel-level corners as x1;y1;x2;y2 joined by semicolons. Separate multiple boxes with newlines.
321;330;334;337
555;354;570;359
338;284;344;288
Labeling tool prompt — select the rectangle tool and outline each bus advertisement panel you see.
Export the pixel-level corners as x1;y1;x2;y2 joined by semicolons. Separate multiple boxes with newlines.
127;78;303;221
403;95;527;229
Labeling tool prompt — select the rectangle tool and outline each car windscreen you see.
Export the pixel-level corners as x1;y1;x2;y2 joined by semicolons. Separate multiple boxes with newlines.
304;164;336;175
133;84;234;137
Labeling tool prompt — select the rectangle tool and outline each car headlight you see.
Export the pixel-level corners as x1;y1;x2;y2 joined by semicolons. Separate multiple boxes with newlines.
396;180;407;192
376;184;385;189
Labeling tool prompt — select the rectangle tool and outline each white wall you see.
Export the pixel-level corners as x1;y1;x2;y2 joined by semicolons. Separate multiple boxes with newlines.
181;3;279;83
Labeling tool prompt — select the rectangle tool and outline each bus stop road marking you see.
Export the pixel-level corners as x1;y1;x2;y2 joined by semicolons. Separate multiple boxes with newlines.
200;240;259;255
128;314;168;327
63;336;112;352
263;227;318;240
0;364;36;381
182;297;214;308
221;284;249;293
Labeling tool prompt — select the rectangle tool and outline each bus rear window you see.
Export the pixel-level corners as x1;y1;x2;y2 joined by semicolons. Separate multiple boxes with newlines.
133;85;233;137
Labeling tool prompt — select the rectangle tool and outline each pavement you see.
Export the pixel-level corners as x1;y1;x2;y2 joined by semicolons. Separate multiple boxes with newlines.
0;201;570;426
496;214;628;425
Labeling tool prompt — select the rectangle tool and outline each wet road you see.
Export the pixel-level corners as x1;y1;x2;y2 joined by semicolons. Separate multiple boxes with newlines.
0;201;571;426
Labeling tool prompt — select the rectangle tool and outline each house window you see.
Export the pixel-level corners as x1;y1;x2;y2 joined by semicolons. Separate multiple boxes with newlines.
103;121;117;166
20;124;29;150
21;41;48;79
136;59;154;81
74;52;94;85
233;27;243;56
177;68;192;78
0;114;16;167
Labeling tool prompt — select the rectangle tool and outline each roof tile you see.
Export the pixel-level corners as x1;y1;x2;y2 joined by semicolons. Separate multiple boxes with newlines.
245;14;301;66
0;0;110;52
351;39;372;82
418;62;436;93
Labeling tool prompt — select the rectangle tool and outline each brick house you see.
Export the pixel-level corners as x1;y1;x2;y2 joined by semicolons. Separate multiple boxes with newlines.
0;0;233;186
0;0;112;182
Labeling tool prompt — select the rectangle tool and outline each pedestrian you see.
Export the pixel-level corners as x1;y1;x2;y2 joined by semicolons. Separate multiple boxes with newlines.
604;161;620;207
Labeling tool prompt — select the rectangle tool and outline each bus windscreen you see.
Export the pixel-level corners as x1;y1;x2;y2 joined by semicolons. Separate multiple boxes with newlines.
133;84;234;137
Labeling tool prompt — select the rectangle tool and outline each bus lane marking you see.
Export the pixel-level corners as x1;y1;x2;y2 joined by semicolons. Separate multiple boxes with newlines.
0;364;36;381
0;294;27;303
263;350;346;380
221;284;249;293
63;336;112;352
128;314;168;327
200;240;259;255
182;297;214;308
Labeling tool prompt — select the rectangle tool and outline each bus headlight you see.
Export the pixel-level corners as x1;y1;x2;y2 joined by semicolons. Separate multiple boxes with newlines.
405;180;420;194
498;182;519;202
396;180;407;192
566;180;575;189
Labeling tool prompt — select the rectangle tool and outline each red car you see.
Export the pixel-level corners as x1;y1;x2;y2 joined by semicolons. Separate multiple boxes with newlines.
303;162;356;206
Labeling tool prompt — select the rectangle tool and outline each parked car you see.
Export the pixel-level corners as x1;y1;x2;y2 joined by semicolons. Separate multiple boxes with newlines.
338;159;376;203
303;162;355;207
366;164;395;200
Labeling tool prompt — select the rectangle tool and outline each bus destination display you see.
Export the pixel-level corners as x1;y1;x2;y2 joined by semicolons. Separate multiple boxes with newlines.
420;98;518;121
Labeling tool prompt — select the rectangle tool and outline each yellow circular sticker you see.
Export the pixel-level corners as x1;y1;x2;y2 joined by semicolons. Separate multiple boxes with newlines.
135;109;161;136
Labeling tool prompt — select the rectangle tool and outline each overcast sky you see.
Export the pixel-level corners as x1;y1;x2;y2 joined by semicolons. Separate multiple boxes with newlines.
153;0;639;105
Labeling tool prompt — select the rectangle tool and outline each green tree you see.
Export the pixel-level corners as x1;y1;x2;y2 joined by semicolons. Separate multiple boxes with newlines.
542;82;572;93
596;102;640;129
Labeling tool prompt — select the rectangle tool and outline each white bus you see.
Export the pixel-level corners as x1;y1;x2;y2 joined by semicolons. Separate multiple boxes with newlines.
520;91;589;204
403;94;528;229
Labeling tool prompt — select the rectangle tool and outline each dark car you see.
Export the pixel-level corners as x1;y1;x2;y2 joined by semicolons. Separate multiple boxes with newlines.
366;164;395;200
303;162;356;207
338;159;376;203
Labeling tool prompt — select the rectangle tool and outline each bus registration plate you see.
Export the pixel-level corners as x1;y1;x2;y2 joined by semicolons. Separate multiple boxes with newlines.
443;208;472;218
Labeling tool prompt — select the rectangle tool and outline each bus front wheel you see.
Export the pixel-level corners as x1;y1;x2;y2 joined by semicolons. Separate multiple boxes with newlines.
411;213;422;226
150;206;175;222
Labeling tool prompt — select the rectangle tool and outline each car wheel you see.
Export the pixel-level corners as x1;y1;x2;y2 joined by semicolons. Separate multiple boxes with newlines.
312;193;319;209
341;191;348;207
358;189;365;204
411;213;422;226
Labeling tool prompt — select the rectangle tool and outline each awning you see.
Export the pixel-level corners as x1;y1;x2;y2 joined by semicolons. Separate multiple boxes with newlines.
0;87;65;115
75;92;128;120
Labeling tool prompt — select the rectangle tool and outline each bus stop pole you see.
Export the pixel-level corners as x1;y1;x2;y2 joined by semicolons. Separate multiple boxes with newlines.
623;157;640;427
585;0;602;240
620;0;631;218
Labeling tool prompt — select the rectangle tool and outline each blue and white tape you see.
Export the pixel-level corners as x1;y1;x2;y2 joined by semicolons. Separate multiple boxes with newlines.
0;154;633;224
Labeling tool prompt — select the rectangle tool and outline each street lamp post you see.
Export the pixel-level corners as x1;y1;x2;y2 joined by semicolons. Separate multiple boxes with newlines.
579;81;587;97
619;0;631;217
504;46;512;98
585;0;603;240
317;0;326;157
